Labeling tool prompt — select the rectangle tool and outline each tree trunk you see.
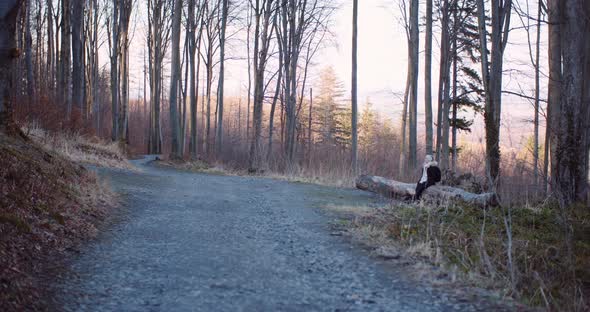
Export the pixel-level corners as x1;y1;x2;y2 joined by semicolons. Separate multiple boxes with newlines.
351;0;358;172
439;0;451;170
188;0;202;159
46;0;54;94
546;0;561;194
476;0;511;185
24;0;34;100
216;0;228;157
554;0;590;205
424;0;433;156
71;0;84;119
169;0;182;159
246;8;252;142
110;0;119;141
267;42;283;162
451;2;458;172
0;0;23;133
118;1;132;144
356;175;496;207
249;0;263;171
408;0;419;169
532;1;541;187
60;0;71;117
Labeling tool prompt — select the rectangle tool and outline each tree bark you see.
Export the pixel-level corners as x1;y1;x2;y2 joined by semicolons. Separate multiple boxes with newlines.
110;0;119;141
267;34;283;162
46;0;54;94
60;0;71;117
351;0;359;172
24;0;34;100
249;0;276;171
532;1;541;187
553;0;590;204
438;0;451;170
356;175;496;207
0;0;23;133
169;0;183;159
215;0;228;157
118;1;132;143
424;0;433;156
71;0;84;119
408;0;419;169
546;0;561;195
476;0;511;185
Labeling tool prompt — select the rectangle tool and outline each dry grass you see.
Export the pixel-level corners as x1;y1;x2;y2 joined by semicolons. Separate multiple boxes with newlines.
323;203;373;215
0;130;119;311
324;201;589;311
154;158;237;176
264;170;355;188
153;157;357;187
23;123;133;170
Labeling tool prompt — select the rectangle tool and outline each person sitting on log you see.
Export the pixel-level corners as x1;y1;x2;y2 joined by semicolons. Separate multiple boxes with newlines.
414;154;441;200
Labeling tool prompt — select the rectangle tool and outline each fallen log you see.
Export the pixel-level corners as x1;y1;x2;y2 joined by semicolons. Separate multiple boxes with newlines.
355;175;496;207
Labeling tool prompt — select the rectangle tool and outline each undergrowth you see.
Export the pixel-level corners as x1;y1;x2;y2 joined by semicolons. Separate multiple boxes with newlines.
23;123;132;170
331;200;589;311
156;157;355;188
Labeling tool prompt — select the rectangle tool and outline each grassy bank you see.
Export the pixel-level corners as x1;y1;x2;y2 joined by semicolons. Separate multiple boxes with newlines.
325;200;589;311
0;128;128;310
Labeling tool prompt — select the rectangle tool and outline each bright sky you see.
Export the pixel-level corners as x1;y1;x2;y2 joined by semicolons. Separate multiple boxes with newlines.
124;0;546;150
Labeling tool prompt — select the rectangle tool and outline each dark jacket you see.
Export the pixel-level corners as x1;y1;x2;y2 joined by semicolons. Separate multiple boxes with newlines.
426;166;442;184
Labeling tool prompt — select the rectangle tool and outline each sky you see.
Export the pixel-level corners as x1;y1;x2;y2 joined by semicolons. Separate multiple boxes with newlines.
124;0;546;150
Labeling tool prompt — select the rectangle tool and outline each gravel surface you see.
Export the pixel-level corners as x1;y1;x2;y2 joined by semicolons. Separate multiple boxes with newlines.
51;157;513;311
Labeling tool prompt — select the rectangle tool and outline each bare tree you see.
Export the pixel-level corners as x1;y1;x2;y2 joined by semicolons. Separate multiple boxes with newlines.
215;0;229;156
46;0;54;94
147;0;171;154
24;0;34;100
550;0;590;205
71;0;84;118
476;0;512;184
107;0;133;143
398;0;411;174
0;0;24;133
188;0;204;159
280;0;333;166
532;1;541;187
248;0;276;171
117;0;133;143
59;0;71;115
107;1;119;141
267;17;283;161
408;0;419;169
424;0;433;156
350;0;358;173
86;0;104;133
169;0;183;158
437;0;451;170
200;0;220;156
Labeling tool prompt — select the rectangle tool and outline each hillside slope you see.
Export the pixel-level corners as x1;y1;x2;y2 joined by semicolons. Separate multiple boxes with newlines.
0;132;118;310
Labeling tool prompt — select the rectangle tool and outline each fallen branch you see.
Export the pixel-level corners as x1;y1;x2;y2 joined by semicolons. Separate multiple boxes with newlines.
355;175;496;207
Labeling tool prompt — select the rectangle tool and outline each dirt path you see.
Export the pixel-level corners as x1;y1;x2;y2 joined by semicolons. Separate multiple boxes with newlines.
51;157;512;311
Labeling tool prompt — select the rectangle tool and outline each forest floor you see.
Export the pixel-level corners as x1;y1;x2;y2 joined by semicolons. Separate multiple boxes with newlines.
46;156;522;311
0;129;127;311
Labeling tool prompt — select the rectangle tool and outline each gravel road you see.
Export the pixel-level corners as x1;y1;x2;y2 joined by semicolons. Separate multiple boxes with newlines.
51;157;513;311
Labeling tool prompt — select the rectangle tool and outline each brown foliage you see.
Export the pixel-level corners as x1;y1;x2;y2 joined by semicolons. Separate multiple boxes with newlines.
0;133;115;311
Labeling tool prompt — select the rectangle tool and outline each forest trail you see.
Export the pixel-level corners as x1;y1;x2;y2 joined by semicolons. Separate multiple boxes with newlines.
50;157;510;311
